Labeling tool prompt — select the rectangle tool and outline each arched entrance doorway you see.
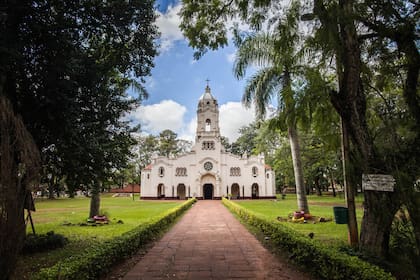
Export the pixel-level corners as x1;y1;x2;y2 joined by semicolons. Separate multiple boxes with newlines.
231;183;240;199
203;184;213;199
200;174;216;199
157;184;164;198
177;184;186;200
252;183;259;199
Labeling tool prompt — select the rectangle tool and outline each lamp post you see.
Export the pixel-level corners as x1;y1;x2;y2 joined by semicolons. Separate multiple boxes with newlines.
132;183;134;201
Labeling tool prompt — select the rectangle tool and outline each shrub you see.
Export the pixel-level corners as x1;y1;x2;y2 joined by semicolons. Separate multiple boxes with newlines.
222;198;394;280
22;231;68;254
34;198;196;280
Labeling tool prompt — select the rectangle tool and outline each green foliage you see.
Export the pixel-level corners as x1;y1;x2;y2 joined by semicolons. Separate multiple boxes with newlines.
222;198;394;280
237;195;360;243
15;196;183;277
0;0;159;201
224;122;260;156
33;199;196;280
23;232;68;254
158;129;182;157
181;0;420;259
180;0;278;59
388;209;418;279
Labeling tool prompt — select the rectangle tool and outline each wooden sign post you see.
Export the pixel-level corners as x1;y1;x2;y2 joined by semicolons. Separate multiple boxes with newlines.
24;190;36;234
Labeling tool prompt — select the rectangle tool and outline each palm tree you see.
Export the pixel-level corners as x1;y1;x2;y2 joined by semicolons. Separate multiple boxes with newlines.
233;1;309;213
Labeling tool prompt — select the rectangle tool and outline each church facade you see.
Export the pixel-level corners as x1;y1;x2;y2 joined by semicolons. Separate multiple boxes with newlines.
140;85;276;199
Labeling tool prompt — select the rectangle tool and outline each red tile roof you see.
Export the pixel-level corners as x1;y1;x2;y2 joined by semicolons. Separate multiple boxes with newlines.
144;164;152;170
110;184;140;193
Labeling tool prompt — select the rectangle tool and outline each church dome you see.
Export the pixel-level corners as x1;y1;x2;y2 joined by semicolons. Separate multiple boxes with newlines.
199;85;215;100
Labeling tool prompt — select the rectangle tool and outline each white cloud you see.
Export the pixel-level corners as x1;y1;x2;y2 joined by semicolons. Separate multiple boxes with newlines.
129;100;255;143
156;4;184;52
219;102;255;142
178;117;197;142
130;100;187;134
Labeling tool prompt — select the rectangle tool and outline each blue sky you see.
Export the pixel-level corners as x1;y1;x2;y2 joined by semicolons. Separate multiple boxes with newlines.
128;0;256;142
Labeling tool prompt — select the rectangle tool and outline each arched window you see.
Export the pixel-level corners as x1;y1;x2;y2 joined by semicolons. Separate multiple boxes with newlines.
252;166;258;177
205;119;211;132
158;167;165;177
266;173;269;179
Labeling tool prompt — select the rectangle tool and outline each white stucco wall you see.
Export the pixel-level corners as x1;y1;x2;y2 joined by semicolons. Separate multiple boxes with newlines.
141;136;275;199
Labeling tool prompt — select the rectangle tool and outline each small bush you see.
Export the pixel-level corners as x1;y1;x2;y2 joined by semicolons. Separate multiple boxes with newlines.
222;198;394;280
23;231;68;254
34;198;196;280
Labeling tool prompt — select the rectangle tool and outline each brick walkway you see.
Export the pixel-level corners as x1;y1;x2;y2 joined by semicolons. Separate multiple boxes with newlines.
123;201;310;280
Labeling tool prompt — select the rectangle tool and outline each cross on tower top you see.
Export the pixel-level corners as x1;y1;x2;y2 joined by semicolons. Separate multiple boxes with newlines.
205;78;210;86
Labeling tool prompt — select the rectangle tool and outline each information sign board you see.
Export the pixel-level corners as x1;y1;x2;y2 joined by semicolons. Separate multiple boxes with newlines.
362;174;395;192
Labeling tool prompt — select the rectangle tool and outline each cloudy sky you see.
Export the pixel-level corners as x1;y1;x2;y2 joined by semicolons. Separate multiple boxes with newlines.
127;0;257;142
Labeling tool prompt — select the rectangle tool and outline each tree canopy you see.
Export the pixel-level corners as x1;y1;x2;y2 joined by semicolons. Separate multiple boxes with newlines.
180;0;420;265
0;1;159;277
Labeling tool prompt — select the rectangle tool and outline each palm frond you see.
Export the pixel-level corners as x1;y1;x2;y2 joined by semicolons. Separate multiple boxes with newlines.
242;67;282;119
233;33;277;79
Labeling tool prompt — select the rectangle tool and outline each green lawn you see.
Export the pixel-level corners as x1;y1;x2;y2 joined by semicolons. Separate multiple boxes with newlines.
235;194;364;246
14;195;183;279
30;194;181;238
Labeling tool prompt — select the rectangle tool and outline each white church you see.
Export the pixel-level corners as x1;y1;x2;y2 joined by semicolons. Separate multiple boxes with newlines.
140;85;276;200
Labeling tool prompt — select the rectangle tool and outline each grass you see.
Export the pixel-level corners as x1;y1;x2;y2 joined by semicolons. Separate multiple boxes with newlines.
13;194;183;279
30;194;181;238
235;193;364;245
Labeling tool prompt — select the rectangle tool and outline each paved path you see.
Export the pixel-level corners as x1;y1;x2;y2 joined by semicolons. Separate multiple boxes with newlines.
123;201;310;280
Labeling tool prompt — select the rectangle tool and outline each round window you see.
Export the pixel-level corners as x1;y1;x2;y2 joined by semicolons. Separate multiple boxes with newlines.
204;161;213;171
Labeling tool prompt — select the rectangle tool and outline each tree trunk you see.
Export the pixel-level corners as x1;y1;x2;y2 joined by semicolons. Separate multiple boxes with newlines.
406;193;420;272
288;125;309;213
341;118;359;247
316;0;396;256
314;177;322;196
48;182;55;199
89;183;101;218
0;96;40;279
360;191;399;257
328;168;337;197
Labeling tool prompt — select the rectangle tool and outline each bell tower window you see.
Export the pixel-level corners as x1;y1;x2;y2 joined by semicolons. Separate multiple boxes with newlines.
205;119;211;132
202;141;215;150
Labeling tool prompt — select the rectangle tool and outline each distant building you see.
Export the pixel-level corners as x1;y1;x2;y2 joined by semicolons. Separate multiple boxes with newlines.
110;184;140;194
141;85;275;199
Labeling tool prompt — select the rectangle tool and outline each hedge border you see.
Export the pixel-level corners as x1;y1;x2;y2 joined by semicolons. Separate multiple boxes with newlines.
222;198;394;280
34;198;196;280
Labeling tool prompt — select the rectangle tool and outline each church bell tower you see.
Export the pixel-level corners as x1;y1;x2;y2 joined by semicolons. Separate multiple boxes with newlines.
196;85;220;142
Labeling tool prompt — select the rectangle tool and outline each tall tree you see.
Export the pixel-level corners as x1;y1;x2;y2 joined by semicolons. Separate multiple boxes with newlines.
130;134;159;185
0;1;158;276
158;129;181;157
230;123;259;156
355;0;420;259
233;2;310;213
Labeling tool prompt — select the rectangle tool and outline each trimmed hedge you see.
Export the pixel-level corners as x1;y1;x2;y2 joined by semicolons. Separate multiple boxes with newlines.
23;231;68;254
222;198;394;280
34;198;196;280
